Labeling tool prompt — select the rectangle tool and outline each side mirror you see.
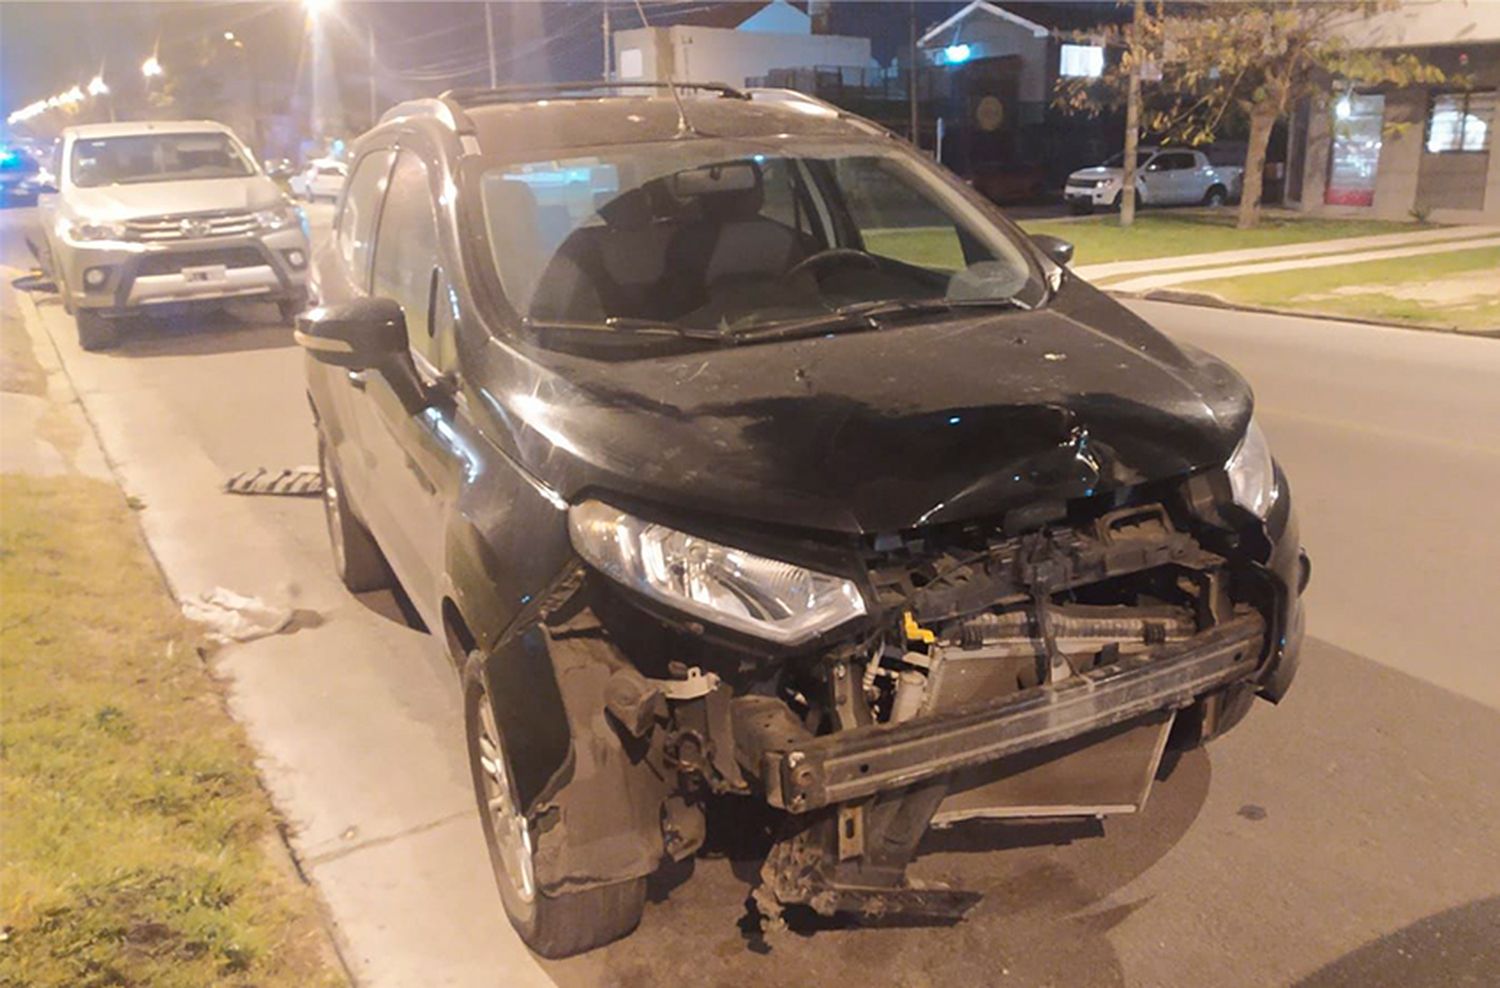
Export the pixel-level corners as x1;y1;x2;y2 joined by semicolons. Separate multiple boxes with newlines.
297;298;429;413
295;297;407;370
1030;233;1074;267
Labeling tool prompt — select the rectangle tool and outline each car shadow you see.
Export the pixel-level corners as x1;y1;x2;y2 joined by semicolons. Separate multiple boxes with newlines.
540;747;1212;988
1293;896;1500;987
109;301;297;358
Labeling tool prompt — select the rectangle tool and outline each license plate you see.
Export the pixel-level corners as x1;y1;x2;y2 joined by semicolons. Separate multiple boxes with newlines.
182;264;227;283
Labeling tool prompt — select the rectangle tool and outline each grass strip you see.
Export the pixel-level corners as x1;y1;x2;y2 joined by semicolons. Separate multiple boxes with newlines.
0;474;344;988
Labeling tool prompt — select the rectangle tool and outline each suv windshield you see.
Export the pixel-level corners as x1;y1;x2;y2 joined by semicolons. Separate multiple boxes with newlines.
1103;150;1155;168
70;132;254;188
476;141;1040;338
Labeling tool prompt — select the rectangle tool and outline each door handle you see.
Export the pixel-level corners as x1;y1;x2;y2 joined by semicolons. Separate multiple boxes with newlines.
347;370;368;390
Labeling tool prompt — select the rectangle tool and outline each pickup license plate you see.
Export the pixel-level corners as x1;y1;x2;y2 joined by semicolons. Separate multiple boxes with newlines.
182;264;227;283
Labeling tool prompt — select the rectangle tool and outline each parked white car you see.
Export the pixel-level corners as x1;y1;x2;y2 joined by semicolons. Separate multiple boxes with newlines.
290;158;347;202
1065;148;1243;213
34;120;310;351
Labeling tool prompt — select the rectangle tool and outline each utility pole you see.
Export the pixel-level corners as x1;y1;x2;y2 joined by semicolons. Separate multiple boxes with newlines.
603;1;612;80
1120;0;1143;226
368;22;378;127
908;0;919;149
485;3;499;88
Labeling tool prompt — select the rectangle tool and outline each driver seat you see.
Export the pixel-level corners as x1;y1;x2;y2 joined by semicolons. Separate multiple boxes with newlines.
666;182;809;317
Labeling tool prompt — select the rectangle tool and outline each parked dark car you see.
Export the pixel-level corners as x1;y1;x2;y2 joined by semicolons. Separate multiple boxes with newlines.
298;83;1307;958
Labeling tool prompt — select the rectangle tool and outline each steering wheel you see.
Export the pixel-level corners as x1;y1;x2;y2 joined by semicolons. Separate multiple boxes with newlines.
784;248;880;282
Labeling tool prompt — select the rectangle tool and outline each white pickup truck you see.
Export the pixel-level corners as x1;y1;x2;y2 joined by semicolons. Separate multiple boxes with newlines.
1064;148;1243;214
33;120;310;350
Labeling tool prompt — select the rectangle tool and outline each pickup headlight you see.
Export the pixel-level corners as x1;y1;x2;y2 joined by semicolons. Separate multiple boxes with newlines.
1225;418;1278;518
68;220;125;242
569;500;867;645
255;203;300;231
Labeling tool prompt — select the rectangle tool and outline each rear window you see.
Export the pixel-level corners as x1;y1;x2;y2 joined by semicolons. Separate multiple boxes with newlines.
70;132;254;188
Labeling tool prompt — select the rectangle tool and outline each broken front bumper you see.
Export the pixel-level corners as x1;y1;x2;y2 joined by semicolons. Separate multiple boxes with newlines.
762;612;1266;814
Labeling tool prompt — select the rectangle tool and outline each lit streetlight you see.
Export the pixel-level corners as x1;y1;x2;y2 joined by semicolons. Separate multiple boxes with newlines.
87;75;109;96
304;0;334;20
142;55;163;78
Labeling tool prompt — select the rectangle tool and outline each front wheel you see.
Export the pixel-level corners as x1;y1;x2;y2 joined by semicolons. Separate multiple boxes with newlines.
1204;185;1228;208
318;436;391;592
76;310;119;351
463;654;645;957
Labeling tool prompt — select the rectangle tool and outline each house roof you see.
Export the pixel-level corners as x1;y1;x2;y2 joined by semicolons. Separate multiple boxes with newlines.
669;1;808;31
919;1;1048;46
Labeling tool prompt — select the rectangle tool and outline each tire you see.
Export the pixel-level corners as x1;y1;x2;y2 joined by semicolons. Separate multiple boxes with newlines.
318;436;391;593
1067;201;1093;216
1204;185;1228;208
76;310;119;351
463;654;646;957
1111;190;1124;209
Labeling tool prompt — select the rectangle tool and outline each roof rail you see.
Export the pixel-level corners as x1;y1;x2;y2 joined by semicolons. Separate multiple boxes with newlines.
440;81;748;107
376;96;476;135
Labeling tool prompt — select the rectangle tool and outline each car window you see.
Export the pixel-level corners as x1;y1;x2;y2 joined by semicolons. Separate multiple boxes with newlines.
1162;152;1195;171
68;132;254;187
835;157;972;273
477;143;1037;339
372;150;443;359
336;149;395;290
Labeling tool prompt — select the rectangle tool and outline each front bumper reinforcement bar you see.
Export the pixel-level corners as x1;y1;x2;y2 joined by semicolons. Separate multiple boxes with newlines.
767;613;1266;812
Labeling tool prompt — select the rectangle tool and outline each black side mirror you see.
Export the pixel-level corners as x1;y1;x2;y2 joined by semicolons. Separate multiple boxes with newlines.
296;297;427;412
1030;233;1074;267
295;297;407;370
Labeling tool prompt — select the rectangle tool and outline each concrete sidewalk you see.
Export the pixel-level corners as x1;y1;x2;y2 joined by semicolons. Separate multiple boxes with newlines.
1072;223;1500;284
1104;235;1500;294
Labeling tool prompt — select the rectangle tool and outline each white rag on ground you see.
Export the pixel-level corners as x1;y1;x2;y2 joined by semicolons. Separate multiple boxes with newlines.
181;587;293;643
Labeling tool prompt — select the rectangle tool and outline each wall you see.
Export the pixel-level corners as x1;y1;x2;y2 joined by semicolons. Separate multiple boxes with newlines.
1298;44;1500;224
614;25;871;88
919;10;1051;105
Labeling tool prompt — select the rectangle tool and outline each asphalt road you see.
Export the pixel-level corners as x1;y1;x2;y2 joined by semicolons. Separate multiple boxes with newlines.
5;206;1498;988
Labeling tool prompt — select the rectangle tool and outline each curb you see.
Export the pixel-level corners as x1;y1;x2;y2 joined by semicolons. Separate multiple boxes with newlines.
1110;286;1500;339
8;273;361;987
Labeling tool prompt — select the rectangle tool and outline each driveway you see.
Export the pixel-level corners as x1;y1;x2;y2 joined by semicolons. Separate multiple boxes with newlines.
6;206;1498;987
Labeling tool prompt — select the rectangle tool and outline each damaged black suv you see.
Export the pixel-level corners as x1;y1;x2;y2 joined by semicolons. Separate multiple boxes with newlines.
298;83;1308;958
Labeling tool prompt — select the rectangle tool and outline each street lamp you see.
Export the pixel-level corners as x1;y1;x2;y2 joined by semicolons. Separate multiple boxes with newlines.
304;0;334;20
142;55;163;78
87;75;109;96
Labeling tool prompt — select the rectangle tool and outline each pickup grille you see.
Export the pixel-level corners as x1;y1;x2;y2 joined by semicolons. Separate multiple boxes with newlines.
136;247;266;277
124;210;259;242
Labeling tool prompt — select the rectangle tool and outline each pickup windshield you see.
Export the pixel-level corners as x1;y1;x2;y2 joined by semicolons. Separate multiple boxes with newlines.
70;133;255;188
476;141;1041;339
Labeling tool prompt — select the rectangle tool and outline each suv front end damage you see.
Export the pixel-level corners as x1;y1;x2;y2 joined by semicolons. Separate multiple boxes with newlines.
506;473;1305;932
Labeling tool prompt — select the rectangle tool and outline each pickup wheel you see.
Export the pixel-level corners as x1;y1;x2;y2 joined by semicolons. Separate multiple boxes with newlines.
1204;184;1228;208
463;654;646;957
318;436;391;593
76;310;119;351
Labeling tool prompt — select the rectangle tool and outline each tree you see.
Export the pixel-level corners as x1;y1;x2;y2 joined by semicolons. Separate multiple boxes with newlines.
1058;1;1445;228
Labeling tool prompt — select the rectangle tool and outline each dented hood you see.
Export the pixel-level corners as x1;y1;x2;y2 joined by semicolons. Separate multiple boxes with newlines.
489;280;1251;535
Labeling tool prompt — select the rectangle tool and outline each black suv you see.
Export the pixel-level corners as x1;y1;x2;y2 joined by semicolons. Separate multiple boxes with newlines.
299;83;1308;958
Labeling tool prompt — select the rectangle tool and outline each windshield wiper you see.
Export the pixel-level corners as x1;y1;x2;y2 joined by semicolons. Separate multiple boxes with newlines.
523;316;726;342
729;296;1031;342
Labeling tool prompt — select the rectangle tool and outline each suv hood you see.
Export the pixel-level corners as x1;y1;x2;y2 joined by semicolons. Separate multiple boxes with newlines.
64;176;282;221
489;281;1251;535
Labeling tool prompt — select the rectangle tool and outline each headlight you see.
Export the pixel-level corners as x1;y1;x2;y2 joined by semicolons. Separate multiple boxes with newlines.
255;203;299;231
68;220;125;242
568;500;867;645
1225;418;1278;518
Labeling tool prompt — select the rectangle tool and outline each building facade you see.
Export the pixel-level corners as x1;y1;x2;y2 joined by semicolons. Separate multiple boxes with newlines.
1294;1;1499;223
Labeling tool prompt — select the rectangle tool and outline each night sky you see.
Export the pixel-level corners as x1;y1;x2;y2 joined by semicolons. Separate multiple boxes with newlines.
2;1;986;126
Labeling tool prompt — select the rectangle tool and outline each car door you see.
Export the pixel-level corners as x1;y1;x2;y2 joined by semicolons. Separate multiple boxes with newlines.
358;147;464;620
317;147;395;524
1162;152;1199;204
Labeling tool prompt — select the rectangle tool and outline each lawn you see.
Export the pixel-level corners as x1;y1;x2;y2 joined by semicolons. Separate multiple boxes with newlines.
1017;212;1418;266
1183;246;1500;333
0;474;344;988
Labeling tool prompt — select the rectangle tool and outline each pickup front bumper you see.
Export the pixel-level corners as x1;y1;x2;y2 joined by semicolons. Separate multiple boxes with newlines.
762;612;1266;814
54;227;308;314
